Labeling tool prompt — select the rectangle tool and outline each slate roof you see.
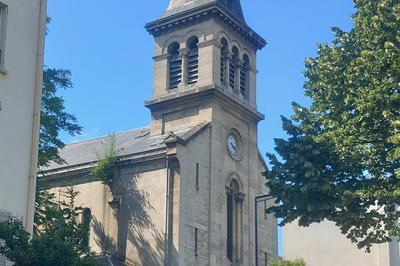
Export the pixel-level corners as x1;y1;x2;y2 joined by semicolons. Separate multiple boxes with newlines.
43;122;210;173
163;0;245;23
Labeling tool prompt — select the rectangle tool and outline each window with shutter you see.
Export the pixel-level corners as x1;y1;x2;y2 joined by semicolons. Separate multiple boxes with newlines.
0;3;7;69
240;55;250;98
220;38;228;84
229;47;239;90
168;42;182;89
187;37;199;85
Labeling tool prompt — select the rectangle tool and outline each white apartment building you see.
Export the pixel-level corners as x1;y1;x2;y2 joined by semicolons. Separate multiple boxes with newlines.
0;0;47;234
284;221;400;266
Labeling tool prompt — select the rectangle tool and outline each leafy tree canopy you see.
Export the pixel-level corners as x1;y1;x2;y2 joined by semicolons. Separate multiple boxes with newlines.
0;188;93;266
266;0;400;251
38;67;81;168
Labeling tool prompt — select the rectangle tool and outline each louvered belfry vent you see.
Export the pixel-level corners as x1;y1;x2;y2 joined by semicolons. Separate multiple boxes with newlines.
229;47;239;90
220;38;228;84
240;55;250;98
187;37;199;85
168;42;182;89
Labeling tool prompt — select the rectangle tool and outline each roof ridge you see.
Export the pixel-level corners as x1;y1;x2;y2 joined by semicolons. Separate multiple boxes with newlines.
65;126;150;147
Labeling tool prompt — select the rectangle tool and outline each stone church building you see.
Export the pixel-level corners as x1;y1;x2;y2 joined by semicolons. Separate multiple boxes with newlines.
43;0;278;265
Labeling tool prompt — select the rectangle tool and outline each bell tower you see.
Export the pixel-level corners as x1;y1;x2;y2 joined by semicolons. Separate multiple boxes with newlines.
145;1;276;265
145;0;266;135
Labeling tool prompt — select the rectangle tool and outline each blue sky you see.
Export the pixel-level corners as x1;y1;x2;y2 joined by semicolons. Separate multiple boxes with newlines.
45;0;355;255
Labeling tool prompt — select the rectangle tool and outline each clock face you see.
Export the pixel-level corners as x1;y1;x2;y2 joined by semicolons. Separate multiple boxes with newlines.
227;134;239;156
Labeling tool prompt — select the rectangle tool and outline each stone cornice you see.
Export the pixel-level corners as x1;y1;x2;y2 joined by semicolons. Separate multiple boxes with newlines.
145;84;265;123
40;148;167;180
145;3;266;50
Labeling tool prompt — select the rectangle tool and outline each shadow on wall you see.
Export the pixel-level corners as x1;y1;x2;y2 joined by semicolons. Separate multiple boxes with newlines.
92;172;169;266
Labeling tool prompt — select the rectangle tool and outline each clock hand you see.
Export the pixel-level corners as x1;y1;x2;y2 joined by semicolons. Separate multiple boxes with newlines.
230;143;237;151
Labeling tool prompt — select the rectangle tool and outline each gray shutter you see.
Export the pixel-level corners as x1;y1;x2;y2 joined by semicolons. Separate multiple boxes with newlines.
187;47;198;84
169;52;182;89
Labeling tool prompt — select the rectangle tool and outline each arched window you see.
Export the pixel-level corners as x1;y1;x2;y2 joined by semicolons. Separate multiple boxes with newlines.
229;47;239;90
187;36;199;85
240;55;250;98
168;42;182;89
81;208;92;250
220;38;229;84
227;178;244;263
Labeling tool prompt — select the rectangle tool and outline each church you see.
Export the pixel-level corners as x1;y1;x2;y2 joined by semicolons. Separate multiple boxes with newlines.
42;0;278;265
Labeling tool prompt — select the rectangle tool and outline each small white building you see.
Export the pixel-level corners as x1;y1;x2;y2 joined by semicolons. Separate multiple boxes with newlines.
0;0;47;234
283;221;400;266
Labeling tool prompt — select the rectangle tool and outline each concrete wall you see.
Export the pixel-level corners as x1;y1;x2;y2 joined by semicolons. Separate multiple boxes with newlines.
46;159;168;266
283;221;398;266
0;0;46;231
208;101;277;266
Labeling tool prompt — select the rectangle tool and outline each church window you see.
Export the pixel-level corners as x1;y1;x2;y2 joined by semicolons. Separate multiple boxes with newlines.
220;38;228;84
240;55;250;98
0;2;7;69
195;227;199;257
226;179;244;263
81;208;92;250
187;36;199;85
195;163;200;191
168;42;182;89
229;47;239;90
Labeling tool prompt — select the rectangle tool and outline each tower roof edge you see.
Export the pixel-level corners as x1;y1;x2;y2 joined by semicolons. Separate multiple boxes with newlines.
163;0;245;23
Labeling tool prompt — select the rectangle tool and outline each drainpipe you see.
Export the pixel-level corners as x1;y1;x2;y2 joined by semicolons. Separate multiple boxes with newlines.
255;194;273;266
26;0;47;234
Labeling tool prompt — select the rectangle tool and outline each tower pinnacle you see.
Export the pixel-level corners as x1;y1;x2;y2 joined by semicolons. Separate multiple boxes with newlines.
164;0;245;23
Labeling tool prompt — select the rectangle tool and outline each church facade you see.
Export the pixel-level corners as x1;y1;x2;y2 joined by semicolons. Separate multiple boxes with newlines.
43;0;278;265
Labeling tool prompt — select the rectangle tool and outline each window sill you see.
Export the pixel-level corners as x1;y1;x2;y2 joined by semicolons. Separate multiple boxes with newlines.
0;68;7;76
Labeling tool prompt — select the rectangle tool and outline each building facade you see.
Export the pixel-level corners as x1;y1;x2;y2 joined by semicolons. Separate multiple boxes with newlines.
0;0;47;233
284;221;400;266
43;0;278;265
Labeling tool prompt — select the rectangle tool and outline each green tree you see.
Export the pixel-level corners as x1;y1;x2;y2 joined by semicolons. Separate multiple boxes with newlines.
0;188;93;266
38;67;82;168
266;0;400;251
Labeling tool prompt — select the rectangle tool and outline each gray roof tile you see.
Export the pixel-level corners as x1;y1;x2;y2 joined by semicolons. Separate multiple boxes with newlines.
43;122;209;172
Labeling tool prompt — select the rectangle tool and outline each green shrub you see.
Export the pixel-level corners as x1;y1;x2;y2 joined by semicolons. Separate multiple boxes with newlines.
90;136;118;185
270;258;306;266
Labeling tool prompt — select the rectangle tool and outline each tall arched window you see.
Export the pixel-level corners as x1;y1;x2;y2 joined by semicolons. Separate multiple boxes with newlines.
168;42;182;89
227;178;244;263
187;36;199;85
229;47;239;90
220;38;229;84
240;55;250;98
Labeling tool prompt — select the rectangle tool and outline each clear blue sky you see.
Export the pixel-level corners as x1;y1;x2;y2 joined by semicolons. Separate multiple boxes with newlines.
45;0;355;256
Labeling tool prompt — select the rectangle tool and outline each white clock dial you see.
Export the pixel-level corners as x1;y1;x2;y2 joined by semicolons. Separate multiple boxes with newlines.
227;134;238;155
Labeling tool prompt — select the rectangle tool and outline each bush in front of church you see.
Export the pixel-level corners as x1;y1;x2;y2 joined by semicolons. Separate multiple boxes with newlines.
270;258;306;266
